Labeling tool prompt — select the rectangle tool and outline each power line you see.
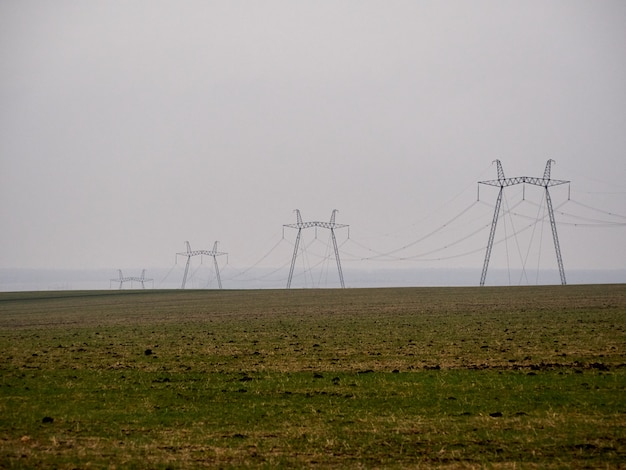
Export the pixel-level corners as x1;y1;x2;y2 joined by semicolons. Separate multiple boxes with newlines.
225;238;287;280
347;201;479;261
566;199;626;220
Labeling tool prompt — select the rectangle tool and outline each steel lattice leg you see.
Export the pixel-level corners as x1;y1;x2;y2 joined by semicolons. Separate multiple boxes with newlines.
330;228;345;288
545;186;566;285
213;255;223;289
481;186;503;286
287;228;302;289
181;256;191;289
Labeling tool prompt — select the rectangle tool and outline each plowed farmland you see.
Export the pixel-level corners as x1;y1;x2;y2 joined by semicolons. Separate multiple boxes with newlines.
1;285;625;468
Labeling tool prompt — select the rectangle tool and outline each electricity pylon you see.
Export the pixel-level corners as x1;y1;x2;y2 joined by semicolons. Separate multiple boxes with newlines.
283;209;349;289
110;269;153;289
176;241;227;289
478;159;569;286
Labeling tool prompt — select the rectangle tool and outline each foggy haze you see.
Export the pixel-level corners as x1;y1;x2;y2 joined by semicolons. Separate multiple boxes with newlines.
1;1;625;289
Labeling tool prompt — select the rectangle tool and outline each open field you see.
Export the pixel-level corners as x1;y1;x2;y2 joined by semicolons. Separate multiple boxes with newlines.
0;285;625;468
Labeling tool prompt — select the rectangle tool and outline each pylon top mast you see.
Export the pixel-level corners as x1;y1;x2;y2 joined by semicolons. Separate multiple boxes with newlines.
479;159;570;189
283;209;349;231
178;240;228;258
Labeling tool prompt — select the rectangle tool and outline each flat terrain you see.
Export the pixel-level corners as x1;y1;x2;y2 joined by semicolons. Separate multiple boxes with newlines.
0;285;625;468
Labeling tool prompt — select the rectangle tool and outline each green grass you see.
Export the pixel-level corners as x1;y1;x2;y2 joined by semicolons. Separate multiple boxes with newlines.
0;285;625;468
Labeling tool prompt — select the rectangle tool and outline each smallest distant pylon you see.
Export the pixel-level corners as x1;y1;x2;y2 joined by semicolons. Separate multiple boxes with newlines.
110;269;153;289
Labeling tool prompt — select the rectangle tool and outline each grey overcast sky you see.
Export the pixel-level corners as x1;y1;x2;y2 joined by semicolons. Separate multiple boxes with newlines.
1;1;625;281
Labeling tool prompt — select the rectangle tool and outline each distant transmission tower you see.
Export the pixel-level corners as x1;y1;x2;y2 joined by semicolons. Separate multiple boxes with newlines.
478;159;570;286
110;269;153;289
283;209;349;288
176;241;227;289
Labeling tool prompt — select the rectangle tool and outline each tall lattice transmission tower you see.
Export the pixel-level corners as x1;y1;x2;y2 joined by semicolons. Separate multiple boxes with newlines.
283;209;349;289
176;241;227;289
478;159;570;286
110;269;153;289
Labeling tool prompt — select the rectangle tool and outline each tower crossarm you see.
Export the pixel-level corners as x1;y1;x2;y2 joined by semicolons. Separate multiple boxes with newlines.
479;176;569;188
126;276;153;282
177;249;227;257
283;221;349;230
176;241;227;258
